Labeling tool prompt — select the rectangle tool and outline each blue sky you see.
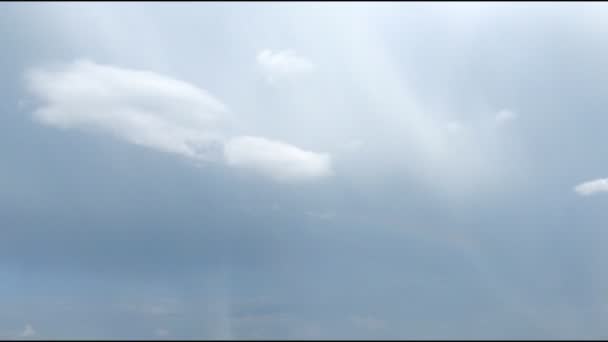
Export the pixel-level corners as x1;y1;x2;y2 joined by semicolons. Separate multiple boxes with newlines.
2;2;608;339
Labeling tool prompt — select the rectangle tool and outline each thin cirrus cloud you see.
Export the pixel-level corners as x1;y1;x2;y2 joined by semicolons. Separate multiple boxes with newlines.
25;60;332;183
574;178;608;196
256;49;315;83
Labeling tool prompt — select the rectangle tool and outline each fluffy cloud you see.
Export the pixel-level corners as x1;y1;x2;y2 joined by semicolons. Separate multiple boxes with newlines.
256;49;315;82
495;109;517;124
224;136;332;183
25;60;332;183
574;178;608;196
25;60;229;161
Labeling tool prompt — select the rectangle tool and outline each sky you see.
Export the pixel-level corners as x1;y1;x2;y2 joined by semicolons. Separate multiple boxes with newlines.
2;1;608;339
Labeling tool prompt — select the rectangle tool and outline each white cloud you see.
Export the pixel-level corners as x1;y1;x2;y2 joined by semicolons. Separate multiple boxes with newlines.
19;324;36;338
574;178;608;196
26;60;333;184
495;109;517;124
25;60;229;161
256;49;315;82
224;136;332;183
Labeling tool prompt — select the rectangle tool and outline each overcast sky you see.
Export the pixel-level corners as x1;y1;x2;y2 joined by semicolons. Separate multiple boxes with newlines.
2;2;608;339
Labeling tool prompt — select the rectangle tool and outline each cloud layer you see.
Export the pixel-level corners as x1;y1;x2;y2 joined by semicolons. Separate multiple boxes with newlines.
25;60;332;183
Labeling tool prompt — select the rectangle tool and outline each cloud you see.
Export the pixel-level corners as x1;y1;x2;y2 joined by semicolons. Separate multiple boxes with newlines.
495;109;517;125
574;178;608;196
256;49;315;82
25;60;332;184
19;324;36;338
25;59;229;161
224;136;332;183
